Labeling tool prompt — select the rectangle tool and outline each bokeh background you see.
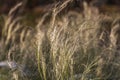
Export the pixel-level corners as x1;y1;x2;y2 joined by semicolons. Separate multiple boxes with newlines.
0;0;120;14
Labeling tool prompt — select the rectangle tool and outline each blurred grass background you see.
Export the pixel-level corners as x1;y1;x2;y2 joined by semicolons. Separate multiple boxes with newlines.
0;0;120;80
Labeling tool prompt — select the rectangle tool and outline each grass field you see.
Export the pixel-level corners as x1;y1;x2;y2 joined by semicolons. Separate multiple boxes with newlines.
0;1;120;80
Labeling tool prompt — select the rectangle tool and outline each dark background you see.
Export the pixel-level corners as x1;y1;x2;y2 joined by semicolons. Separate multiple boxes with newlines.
0;0;120;14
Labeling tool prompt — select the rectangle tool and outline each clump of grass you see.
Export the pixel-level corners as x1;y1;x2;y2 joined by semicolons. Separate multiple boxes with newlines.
0;1;120;80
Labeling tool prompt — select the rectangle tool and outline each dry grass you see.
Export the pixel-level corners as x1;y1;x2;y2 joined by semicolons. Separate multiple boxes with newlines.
0;1;120;80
